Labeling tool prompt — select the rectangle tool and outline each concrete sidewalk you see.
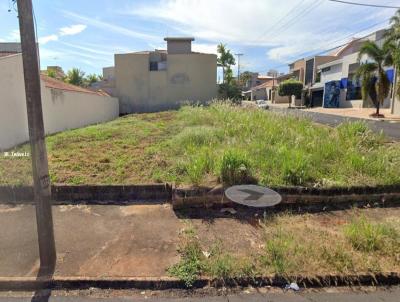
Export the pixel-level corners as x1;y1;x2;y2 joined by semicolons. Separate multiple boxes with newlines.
268;103;400;122
0;204;182;278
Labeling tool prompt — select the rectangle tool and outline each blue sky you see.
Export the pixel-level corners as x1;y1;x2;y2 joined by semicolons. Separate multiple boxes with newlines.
0;0;399;77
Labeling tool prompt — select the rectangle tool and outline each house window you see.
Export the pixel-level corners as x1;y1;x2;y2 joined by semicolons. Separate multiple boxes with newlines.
346;63;362;100
315;71;321;83
149;61;158;71
149;61;167;71
321;66;331;73
305;58;314;85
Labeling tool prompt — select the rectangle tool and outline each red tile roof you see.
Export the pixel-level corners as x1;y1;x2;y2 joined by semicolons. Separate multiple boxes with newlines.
40;75;110;96
252;79;276;90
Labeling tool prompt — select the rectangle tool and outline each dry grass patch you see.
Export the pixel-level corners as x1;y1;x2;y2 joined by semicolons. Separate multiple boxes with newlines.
169;208;400;285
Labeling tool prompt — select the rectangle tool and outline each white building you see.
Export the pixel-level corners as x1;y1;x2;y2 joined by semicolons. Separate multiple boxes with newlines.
317;30;396;110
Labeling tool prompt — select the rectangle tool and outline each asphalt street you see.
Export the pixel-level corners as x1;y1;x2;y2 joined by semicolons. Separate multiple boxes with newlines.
1;287;400;302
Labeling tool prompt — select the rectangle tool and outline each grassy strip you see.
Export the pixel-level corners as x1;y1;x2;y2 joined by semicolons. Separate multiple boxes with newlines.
168;213;400;287
1;102;400;187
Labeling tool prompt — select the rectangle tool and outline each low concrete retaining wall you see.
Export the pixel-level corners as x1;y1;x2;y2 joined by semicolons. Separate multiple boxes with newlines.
0;184;399;208
172;185;400;209
0;184;172;204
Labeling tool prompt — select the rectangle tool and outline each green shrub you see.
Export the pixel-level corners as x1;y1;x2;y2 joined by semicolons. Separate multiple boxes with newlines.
344;216;399;253
220;150;253;185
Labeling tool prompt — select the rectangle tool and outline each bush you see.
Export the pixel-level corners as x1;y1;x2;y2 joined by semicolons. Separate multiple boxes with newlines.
218;83;242;103
220;150;253;185
278;79;303;107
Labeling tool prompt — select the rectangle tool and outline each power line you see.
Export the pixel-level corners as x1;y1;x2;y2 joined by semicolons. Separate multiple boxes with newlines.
328;0;400;9
267;22;389;71
251;0;309;43
269;0;324;39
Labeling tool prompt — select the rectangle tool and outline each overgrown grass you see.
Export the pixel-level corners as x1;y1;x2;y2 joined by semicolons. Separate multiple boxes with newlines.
344;216;400;253
1;102;400;187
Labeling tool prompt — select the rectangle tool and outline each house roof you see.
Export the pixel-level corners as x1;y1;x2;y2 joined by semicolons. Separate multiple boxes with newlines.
164;37;195;42
252;79;276;90
41;75;110;96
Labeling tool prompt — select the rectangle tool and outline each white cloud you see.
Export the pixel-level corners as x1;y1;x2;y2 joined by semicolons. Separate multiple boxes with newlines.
192;43;218;54
7;29;20;41
39;34;59;45
59;24;87;36
35;24;86;45
62;10;160;42
127;0;397;63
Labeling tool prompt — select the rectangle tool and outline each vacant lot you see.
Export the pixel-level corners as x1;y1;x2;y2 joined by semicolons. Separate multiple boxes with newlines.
1;102;400;187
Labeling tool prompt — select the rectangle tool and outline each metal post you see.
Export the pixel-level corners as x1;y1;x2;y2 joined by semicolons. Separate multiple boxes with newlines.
17;0;56;274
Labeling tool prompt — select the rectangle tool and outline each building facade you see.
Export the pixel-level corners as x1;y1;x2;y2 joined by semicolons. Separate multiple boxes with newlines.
317;29;395;109
113;37;217;114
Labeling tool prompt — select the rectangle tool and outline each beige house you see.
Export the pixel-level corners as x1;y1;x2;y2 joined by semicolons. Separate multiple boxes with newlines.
113;37;217;113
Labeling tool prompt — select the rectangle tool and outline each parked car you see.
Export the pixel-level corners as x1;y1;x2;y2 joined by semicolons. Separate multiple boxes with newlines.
256;99;269;110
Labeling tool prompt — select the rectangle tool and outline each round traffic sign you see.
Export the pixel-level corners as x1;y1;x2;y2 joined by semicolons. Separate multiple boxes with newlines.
225;184;282;208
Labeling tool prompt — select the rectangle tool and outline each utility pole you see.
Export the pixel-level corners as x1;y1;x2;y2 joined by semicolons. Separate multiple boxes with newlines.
17;0;56;274
235;53;243;82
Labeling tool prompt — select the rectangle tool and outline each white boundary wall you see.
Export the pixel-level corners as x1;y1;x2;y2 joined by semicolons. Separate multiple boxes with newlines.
0;54;119;150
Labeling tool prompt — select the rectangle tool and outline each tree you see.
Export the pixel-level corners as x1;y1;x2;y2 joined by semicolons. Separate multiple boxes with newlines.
46;69;56;78
65;68;85;87
356;41;392;117
85;73;100;86
278;79;303;108
239;71;253;88
217;43;240;101
217;43;236;84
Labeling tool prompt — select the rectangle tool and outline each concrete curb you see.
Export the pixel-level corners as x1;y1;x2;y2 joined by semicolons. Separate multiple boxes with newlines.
0;273;399;291
0;184;172;204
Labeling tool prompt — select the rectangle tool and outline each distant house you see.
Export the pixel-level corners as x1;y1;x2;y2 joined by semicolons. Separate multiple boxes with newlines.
0;42;21;57
242;72;271;91
104;37;218;114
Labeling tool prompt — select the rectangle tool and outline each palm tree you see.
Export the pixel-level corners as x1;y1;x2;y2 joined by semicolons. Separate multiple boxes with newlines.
356;41;392;117
217;43;235;84
65;68;85;87
85;74;99;86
